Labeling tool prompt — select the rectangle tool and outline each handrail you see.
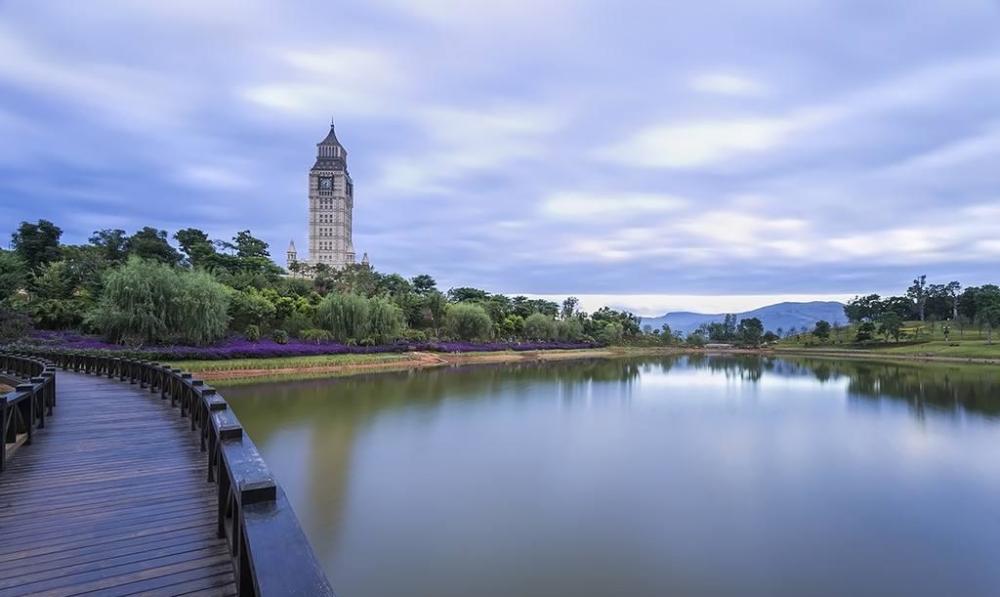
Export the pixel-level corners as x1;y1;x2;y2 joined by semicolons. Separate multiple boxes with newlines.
0;353;56;473
16;348;336;597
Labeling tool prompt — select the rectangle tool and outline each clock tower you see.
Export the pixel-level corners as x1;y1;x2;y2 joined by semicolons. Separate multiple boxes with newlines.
307;120;356;269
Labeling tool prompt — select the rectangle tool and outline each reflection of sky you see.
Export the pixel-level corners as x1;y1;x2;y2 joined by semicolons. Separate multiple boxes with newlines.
230;357;1000;597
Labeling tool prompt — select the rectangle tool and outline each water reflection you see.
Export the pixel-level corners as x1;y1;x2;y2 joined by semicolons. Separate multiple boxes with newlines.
225;356;1000;597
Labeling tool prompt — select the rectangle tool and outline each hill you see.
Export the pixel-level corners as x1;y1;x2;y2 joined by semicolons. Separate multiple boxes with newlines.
640;301;847;336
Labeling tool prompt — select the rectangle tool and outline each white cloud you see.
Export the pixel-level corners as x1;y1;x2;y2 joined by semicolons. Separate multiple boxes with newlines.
678;211;807;244
541;191;687;220
242;47;407;118
605;55;1000;170
690;73;766;97
376;105;566;192
176;165;251;190
600;117;798;168
0;26;193;132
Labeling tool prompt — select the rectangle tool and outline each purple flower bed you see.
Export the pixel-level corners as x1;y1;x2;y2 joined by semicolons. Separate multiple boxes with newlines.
17;331;597;361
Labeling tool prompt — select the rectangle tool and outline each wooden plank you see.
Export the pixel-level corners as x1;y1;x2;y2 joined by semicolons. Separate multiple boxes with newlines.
0;370;235;595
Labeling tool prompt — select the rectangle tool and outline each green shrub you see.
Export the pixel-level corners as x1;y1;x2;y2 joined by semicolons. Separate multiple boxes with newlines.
555;318;584;342
173;270;230;345
445;302;492;341
283;310;314;337
315;293;369;342
0;307;31;342
368;296;405;344
523;313;556;340
272;329;289;344
598;321;624;345
300;328;333;344
245;324;261;342
401;328;427;343
228;289;276;330
88;257;230;345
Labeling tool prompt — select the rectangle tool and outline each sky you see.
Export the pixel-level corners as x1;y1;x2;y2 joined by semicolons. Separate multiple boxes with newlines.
2;1;999;315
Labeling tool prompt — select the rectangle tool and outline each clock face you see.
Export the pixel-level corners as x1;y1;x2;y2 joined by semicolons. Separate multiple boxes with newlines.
319;177;333;190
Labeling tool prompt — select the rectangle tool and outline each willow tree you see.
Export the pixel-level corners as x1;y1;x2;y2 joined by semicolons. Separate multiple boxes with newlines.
88;257;229;345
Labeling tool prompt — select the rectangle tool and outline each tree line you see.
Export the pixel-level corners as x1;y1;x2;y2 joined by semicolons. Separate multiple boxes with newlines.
840;275;1000;343
0;219;661;347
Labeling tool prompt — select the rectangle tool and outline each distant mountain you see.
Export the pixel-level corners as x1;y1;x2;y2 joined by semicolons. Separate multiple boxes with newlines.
640;301;847;336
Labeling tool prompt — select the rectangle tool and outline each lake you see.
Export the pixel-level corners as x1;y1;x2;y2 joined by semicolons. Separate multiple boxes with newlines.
223;355;1000;597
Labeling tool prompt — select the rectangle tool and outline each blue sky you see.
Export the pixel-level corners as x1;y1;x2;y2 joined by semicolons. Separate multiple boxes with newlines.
2;1;999;314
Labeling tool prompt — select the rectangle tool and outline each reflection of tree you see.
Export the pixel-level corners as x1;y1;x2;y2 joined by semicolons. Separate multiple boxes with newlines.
222;357;649;559
222;353;1000;565
686;354;765;383
785;357;1000;419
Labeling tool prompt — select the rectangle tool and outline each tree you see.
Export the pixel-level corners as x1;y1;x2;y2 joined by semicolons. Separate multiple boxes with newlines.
89;229;129;264
445;302;492;341
881;295;915;320
855;321;876;342
945;281;961;320
0;250;27;302
555;318;584;342
736;317;764;347
686;332;706;347
367;297;404;344
844;294;883;323
228;289;277;331
27;260;91;329
174;228;216;267
12;220;62;271
907;275;928;321
560;297;579;320
378;273;412;298
598;321;624;345
411;274;437;295
813;320;832;341
523;313;556;341
448;287;490;303
315;293;370;343
232;230;270;259
88;257;229;345
877;312;903;342
974;286;1000;344
126;227;182;265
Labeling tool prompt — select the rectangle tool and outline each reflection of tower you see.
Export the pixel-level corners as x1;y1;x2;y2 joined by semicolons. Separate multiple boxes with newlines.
309;120;355;269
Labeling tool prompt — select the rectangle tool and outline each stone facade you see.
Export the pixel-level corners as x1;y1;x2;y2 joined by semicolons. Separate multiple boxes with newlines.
288;121;367;274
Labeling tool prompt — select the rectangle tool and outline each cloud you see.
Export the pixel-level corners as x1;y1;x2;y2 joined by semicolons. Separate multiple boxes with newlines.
690;73;766;97
541;192;687;220
375;104;566;192
600;117;799;168
3;1;1000;297
242;47;408;118
175;165;252;190
604;55;1000;170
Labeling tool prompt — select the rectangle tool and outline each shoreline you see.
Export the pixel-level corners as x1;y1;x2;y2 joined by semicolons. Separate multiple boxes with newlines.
770;347;1000;366
192;347;687;385
178;345;1000;386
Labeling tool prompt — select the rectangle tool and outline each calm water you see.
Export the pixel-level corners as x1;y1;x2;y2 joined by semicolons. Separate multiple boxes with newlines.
224;356;1000;597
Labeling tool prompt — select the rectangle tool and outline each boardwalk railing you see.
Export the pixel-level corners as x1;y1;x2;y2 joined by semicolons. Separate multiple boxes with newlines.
13;348;336;597
0;353;56;473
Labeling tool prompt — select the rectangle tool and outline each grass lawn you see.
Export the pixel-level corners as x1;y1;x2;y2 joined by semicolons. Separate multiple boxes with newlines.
172;352;413;373
775;321;1000;359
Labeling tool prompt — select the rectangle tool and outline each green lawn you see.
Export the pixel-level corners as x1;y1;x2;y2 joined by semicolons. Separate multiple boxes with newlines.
172;352;412;373
775;321;1000;359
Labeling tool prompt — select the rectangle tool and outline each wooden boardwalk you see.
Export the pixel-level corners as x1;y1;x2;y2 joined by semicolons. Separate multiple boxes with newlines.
0;371;236;596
